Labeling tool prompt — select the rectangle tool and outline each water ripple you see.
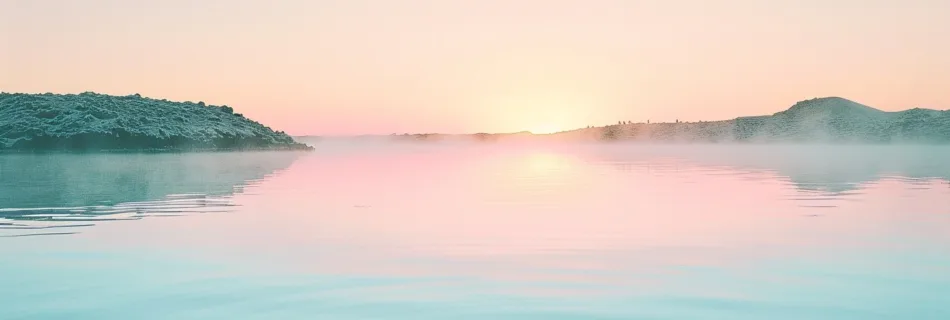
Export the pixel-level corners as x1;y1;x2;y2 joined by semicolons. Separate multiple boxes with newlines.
0;193;236;237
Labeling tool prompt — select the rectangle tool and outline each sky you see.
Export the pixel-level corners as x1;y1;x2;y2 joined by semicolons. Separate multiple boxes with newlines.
2;0;949;135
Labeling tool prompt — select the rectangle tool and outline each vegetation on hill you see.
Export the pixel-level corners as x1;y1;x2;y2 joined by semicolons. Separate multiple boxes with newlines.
0;92;312;151
576;97;950;143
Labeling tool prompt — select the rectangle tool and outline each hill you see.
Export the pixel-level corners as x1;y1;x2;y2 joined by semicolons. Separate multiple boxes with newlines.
0;92;312;152
555;97;950;143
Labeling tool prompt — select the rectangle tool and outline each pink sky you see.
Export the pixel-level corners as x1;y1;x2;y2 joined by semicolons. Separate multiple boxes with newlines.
2;0;948;135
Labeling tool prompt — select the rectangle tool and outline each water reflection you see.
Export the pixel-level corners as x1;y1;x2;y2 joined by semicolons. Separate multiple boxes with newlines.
586;144;950;193
2;144;949;318
0;151;304;236
172;144;949;265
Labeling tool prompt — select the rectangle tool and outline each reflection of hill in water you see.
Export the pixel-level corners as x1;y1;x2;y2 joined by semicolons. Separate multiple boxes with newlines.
595;145;950;193
0;151;304;225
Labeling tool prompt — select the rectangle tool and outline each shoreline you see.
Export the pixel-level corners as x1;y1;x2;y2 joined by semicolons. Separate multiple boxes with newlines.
0;145;314;154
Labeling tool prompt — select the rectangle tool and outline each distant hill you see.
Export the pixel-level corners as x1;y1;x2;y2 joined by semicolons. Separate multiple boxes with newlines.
296;131;539;144
0;92;312;152
298;97;950;145
555;97;950;143
387;131;535;142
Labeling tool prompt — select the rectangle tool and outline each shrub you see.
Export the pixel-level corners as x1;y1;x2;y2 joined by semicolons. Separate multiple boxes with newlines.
36;110;59;119
601;125;619;140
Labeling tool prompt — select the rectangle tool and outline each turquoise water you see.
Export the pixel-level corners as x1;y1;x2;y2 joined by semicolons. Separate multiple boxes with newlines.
2;144;950;319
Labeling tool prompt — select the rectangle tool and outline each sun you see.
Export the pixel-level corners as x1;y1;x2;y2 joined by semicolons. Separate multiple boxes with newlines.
487;93;584;135
527;125;563;134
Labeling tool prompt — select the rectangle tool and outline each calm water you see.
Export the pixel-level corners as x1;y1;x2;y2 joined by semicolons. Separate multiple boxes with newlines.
2;143;949;319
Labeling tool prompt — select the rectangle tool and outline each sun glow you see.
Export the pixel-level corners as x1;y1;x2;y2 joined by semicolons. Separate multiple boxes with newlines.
485;92;591;135
528;125;563;135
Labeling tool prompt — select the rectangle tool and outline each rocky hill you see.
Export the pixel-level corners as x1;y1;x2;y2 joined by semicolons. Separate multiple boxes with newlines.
562;97;950;143
0;92;312;151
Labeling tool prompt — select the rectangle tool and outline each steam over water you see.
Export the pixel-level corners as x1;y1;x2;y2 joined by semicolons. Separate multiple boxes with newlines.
2;142;949;319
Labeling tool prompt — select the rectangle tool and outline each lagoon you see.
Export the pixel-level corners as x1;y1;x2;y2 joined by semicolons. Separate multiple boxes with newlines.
2;143;949;319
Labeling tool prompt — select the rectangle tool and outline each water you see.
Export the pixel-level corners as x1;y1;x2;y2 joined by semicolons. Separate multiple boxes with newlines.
2;143;949;319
